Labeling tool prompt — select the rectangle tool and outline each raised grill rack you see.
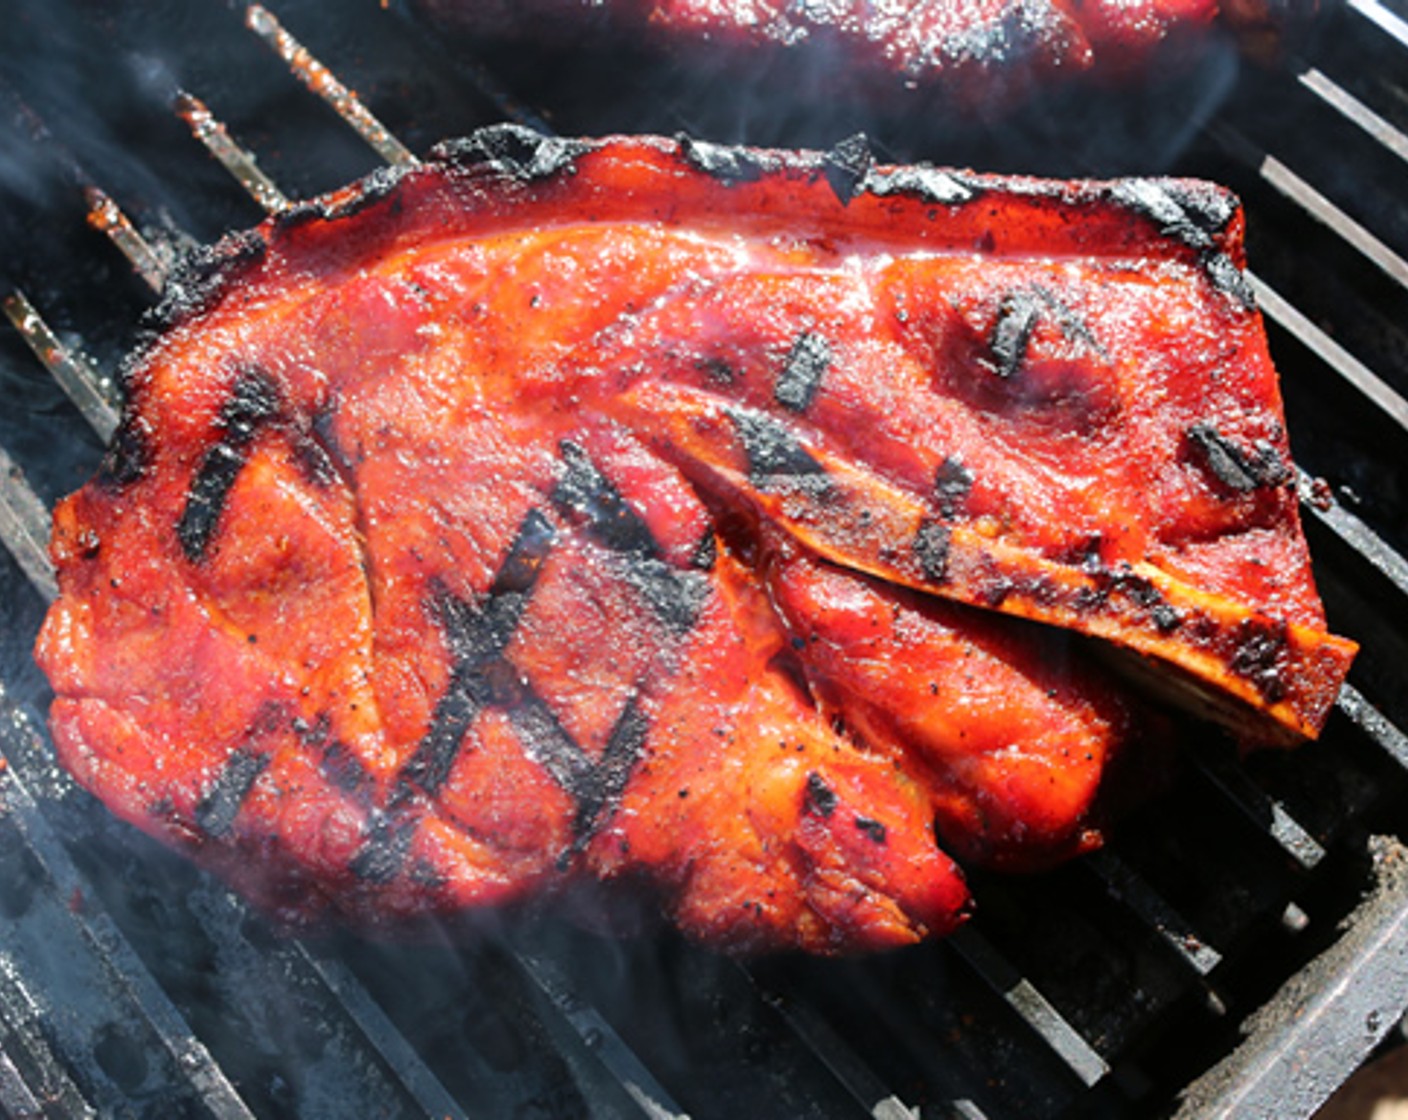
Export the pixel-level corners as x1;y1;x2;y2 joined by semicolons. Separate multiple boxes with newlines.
1;2;1407;1116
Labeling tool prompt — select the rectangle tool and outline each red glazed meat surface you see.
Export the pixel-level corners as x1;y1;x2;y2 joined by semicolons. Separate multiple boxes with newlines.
34;128;1355;954
413;0;1315;107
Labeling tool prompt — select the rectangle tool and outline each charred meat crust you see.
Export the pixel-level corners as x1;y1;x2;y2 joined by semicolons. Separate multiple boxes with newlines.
133;126;1251;352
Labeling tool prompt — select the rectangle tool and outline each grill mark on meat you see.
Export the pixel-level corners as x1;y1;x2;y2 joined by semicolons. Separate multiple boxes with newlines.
1202;252;1257;308
574;695;649;839
1110;179;1238;250
275;164;414;230
821;133;873;206
194;746;271;839
1187;423;1291;493
401;510;557;795
933;456;974;518
729;407;830;490
295;713;371;796
553;441;659;557
1032;285;1106;357
774;332;831;414
985;290;1042;380
502;682;596;809
854;816;888;845
552;440;710;632
176;367;282;562
437;652;648;846
914;519;952;583
349;810;417;884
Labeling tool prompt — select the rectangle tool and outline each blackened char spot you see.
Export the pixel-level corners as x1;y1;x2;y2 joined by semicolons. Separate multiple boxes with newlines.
177;367;282;562
503;682;594;803
1109;179;1234;252
914;519;952;584
553;441;656;557
854;816;887;845
292;432;338;488
1187;423;1290;493
273;163;413;229
147;230;268;334
1231;620;1289;702
95;412;150;490
402;660;486;796
774;332;831;414
552;441;709;632
677;134;772;186
488;508;557;599
691;529;718;572
1202;252;1257;309
573;696;650;840
865;165;977;206
349;811;417;884
730;408;828;486
177;444;246;563
985;291;1041;380
297;714;371;795
934;456;974;518
822;133;873;206
194;747;270;838
805;772;837;817
434;124;583;181
401;511;557;795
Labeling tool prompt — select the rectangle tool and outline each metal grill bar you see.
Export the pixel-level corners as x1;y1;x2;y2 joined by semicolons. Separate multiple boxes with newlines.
948;928;1110;1089
244;3;418;167
1251;275;1408;436
0;711;255;1119
0;955;96;1119
1298;470;1408;601
2;290;118;441
0;447;57;603
173;90;288;213
1211;123;1408;291
1085;851;1223;976
1336;684;1408;773
1297;67;1408;166
1347;0;1408;49
83;186;168;294
1190;751;1326;871
1172;836;1408;1120
512;946;688;1120
741;965;919;1120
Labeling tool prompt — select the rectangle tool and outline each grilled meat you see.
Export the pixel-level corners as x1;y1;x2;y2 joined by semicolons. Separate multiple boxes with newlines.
35;127;1355;953
413;0;1322;108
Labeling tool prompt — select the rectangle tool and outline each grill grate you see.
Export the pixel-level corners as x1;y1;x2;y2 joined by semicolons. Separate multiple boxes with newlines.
2;2;1408;1117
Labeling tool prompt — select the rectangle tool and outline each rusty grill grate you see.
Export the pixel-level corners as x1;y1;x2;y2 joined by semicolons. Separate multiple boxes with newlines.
2;2;1408;1117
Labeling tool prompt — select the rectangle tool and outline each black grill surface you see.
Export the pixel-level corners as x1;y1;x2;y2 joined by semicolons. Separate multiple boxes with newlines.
2;3;1407;1118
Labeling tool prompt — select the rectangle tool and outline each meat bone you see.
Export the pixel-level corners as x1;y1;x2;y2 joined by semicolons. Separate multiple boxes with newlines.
614;382;1359;747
